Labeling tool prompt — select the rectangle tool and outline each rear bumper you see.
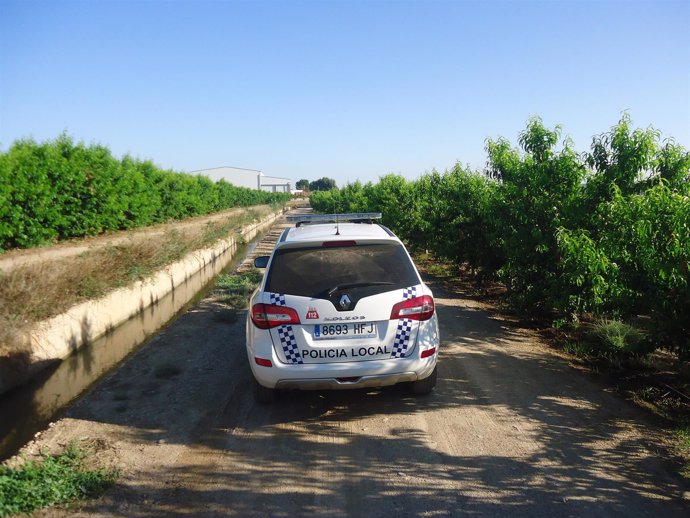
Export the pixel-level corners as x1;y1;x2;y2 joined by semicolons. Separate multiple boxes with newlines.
246;312;440;390
275;371;420;390
247;347;437;390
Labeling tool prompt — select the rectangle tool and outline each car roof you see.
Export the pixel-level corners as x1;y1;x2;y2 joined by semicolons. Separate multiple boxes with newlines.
280;222;397;245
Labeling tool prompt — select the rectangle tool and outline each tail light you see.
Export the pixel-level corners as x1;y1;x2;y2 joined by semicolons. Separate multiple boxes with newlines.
251;304;301;329
390;295;435;321
322;240;357;247
420;347;437;358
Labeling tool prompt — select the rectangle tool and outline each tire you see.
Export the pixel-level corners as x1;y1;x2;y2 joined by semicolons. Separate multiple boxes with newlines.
253;378;275;404
410;366;437;395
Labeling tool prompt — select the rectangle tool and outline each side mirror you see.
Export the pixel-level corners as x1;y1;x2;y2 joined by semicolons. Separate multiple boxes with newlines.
254;256;270;268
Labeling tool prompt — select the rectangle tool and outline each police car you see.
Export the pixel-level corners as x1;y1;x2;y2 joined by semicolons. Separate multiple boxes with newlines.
246;213;440;403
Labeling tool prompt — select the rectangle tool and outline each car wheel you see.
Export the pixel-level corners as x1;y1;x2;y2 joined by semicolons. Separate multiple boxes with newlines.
253;378;275;404
410;366;437;395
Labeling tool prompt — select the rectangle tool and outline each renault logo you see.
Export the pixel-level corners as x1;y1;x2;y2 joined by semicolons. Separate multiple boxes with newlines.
339;294;351;310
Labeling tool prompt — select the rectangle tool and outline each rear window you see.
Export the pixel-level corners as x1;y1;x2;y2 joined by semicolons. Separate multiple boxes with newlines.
265;243;420;298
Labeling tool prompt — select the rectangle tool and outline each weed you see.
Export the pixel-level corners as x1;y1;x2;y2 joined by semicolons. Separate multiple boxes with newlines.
675;425;690;478
214;269;264;310
589;319;648;359
125;264;154;282
562;341;596;357
635;386;657;402
219;294;250;310
425;263;452;278
553;318;579;331
76;276;107;299
0;442;117;516
412;252;455;278
216;270;263;293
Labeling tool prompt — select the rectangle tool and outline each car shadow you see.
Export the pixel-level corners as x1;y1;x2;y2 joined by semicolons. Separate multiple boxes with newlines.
63;293;689;516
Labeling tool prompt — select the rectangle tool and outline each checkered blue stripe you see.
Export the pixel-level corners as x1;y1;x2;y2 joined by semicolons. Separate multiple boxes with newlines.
267;293;301;364
403;286;417;300
269;293;286;306
277;325;302;364
390;286;418;359
391;318;413;358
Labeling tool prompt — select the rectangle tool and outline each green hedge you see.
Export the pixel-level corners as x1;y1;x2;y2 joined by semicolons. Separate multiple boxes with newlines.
311;116;690;358
0;135;290;250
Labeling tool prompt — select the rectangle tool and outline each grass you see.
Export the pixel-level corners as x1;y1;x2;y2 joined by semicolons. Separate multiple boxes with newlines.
412;251;455;278
216;270;263;293
561;340;598;358
0;206;275;357
676;425;690;477
217;294;249;309
213;270;264;310
0;442;117;516
556;318;651;365
590;319;648;358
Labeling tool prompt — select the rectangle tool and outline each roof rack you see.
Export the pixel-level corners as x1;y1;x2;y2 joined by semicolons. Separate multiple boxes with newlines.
287;212;382;227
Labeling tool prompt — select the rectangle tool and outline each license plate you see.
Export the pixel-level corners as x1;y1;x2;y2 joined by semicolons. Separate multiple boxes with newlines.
313;322;377;340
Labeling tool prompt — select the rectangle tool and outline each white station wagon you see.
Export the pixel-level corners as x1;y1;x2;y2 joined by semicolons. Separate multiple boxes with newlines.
246;213;440;403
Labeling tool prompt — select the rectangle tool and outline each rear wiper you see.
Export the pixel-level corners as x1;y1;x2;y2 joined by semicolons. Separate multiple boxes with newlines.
327;282;394;296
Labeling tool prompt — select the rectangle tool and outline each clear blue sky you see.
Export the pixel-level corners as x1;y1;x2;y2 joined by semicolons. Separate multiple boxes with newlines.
1;0;688;186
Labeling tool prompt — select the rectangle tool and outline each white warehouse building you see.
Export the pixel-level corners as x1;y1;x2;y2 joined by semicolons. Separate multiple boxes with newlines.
192;166;291;193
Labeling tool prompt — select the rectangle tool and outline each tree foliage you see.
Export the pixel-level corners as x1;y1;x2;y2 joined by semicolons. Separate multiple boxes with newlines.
309;177;337;191
311;116;690;358
0;135;290;251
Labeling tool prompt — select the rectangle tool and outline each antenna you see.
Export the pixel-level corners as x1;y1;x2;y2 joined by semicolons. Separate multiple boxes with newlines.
334;190;340;235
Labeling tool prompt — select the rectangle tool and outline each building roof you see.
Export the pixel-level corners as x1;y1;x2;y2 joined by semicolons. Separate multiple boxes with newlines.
190;166;290;183
190;165;262;175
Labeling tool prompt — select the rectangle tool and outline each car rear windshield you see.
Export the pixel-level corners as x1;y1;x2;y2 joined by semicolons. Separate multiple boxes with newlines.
265;243;420;298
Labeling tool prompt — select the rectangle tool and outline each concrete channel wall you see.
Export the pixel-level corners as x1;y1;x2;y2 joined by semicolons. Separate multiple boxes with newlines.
0;209;283;396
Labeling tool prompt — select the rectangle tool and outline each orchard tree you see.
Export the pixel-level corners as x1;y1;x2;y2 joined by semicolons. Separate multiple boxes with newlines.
309;177;337;191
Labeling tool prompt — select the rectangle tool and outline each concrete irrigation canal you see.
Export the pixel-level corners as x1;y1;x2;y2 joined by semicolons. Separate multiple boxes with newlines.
0;208;304;460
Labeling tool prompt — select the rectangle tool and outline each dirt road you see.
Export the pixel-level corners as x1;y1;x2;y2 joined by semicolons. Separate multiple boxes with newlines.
0;207;253;273
24;265;688;516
